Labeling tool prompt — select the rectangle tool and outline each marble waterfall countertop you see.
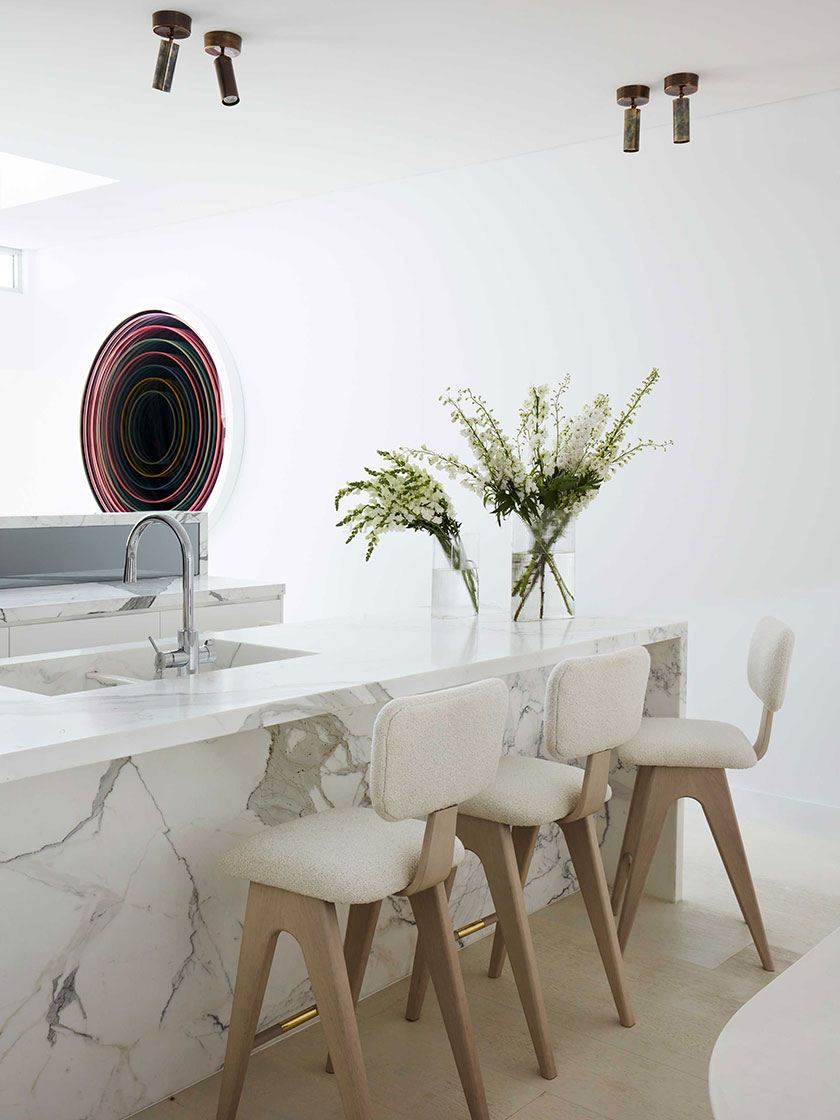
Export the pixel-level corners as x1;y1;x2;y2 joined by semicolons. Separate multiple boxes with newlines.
0;573;284;626
0;613;685;785
0;613;687;1120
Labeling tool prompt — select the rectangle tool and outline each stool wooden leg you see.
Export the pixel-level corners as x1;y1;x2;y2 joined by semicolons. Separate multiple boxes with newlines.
561;814;635;1027
216;883;282;1120
405;867;455;1022
326;900;382;1073
488;824;539;979
290;892;375;1120
611;766;653;917
697;769;774;971
616;767;678;953
459;816;556;1079
409;881;490;1120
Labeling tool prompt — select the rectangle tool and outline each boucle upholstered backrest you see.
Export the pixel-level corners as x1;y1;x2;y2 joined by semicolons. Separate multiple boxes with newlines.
748;617;795;713
370;678;508;822
544;646;651;762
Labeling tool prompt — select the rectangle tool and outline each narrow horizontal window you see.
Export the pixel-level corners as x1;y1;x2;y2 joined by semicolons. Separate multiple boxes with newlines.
0;246;22;293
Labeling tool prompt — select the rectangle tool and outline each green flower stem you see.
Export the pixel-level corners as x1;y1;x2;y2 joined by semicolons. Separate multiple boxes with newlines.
434;531;479;614
512;523;574;621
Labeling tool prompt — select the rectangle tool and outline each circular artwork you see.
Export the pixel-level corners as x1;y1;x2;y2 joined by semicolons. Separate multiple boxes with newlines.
81;310;226;511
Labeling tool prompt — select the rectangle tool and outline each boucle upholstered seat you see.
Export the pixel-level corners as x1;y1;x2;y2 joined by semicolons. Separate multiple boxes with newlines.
611;617;795;974
619;717;756;770
221;806;467;905
216;678;509;1120
458;754;612;827
406;646;651;1057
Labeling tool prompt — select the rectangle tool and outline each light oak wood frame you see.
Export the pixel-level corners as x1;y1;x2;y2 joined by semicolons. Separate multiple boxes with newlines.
610;762;774;971
403;748;634;1070
216;805;490;1120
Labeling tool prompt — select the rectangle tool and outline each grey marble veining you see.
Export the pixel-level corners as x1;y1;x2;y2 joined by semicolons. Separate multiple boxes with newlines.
0;619;686;1120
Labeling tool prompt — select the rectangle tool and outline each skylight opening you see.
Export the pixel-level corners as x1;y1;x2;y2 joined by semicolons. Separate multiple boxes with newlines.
0;247;22;293
0;152;116;211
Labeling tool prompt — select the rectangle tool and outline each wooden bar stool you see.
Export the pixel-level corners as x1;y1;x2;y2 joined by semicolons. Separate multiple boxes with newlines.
216;678;509;1120
405;646;651;1067
611;617;795;971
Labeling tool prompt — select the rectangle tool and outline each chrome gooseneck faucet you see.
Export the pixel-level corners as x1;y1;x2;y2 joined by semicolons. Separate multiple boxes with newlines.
124;513;214;676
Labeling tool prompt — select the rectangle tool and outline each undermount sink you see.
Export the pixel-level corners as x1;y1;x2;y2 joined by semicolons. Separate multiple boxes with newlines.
0;638;313;697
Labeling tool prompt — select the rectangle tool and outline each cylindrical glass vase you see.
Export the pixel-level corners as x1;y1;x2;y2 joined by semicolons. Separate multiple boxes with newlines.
432;533;479;619
511;519;575;622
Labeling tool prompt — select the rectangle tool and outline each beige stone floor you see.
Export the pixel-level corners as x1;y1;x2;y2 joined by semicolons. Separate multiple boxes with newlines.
137;797;840;1120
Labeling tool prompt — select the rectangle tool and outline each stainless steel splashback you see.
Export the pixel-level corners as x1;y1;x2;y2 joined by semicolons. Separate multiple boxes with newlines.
0;515;206;589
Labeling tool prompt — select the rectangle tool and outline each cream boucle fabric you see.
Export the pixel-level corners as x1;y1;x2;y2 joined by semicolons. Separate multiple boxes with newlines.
220;806;467;904
370;678;508;822
748;617;795;713
458;754;612;827
544;646;650;762
618;717;758;770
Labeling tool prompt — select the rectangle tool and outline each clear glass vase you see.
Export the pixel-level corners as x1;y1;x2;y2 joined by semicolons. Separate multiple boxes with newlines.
511;518;575;622
431;533;480;619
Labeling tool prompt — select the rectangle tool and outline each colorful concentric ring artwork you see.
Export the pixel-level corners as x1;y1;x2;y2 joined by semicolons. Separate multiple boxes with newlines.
81;310;226;511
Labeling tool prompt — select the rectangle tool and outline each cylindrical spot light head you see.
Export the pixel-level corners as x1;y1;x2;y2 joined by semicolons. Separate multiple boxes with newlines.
215;53;239;106
204;31;243;107
623;107;640;153
151;10;192;93
664;73;699;144
153;39;179;92
616;85;650;153
673;96;690;143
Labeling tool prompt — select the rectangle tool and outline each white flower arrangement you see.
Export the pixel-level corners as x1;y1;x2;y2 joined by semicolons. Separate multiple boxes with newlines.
335;450;478;612
408;370;670;620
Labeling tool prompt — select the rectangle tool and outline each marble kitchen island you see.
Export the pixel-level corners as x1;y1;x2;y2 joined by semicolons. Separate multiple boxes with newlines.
0;613;686;1120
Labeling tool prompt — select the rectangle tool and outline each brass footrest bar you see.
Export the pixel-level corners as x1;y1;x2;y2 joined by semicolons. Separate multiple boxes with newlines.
453;911;497;941
253;1004;319;1050
252;910;498;1051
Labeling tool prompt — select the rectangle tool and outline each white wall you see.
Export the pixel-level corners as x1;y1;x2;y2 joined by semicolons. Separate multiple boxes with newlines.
3;89;838;806
0;276;38;507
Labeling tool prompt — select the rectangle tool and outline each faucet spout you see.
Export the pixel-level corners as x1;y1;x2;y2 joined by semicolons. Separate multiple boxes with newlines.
124;513;200;674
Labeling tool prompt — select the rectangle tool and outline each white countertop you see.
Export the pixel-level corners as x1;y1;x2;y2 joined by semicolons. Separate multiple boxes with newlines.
0;513;207;529
709;926;840;1120
0;612;685;785
0;574;285;626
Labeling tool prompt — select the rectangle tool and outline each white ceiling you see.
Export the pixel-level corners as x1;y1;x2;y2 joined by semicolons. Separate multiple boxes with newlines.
2;0;839;247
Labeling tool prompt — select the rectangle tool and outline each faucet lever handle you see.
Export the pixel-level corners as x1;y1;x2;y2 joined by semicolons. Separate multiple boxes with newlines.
147;635;170;678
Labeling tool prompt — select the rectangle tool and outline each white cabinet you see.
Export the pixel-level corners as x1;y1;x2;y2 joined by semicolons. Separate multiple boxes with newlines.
10;613;157;656
158;598;285;639
6;597;285;657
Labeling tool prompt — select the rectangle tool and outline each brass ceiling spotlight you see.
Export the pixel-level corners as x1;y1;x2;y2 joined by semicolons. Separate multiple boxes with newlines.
664;73;699;143
152;10;192;92
616;85;650;153
204;31;242;106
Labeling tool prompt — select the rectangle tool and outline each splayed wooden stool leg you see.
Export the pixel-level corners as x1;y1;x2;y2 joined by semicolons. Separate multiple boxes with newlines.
611;766;653;918
488;824;539;979
562;815;634;1026
695;768;774;971
459;815;556;1078
616;767;677;953
326;900;382;1073
405;867;455;1021
410;881;490;1120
